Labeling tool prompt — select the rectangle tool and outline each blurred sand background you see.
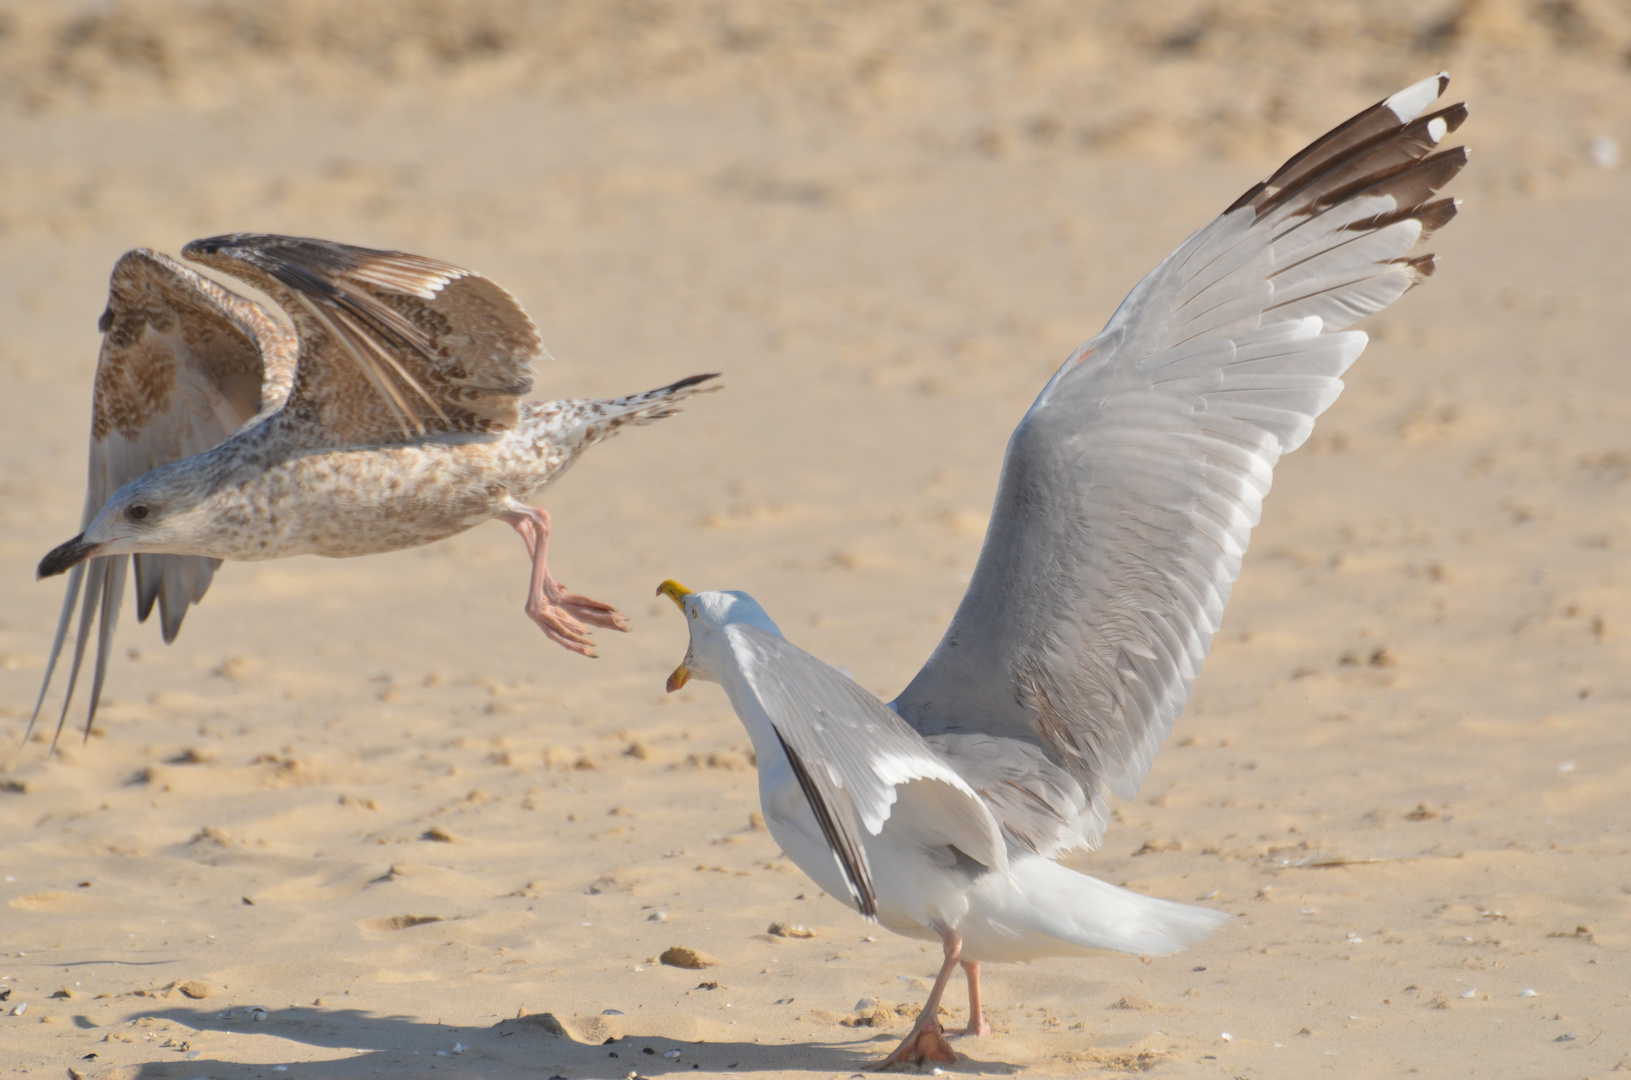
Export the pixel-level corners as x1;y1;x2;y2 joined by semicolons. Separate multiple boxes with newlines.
2;2;1629;1077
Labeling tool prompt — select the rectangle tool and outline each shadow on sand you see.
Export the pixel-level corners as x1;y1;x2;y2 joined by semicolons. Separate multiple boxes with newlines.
111;1004;1011;1078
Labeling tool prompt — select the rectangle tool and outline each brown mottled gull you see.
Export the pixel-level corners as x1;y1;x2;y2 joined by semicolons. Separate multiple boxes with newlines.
33;234;719;742
655;76;1466;1068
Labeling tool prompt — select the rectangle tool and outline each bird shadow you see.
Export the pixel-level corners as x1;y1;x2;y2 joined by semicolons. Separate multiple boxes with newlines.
111;1005;1012;1077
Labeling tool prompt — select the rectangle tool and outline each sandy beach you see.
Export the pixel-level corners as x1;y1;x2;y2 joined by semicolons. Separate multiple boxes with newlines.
2;2;1629;1076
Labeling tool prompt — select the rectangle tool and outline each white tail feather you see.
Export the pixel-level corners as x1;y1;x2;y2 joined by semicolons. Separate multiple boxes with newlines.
962;855;1228;962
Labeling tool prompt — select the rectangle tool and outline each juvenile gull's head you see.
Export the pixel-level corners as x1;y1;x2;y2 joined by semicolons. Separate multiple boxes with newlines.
38;461;225;578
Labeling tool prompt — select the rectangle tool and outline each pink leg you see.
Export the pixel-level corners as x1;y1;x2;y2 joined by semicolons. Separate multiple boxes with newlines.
870;929;962;1070
949;960;991;1037
497;504;628;656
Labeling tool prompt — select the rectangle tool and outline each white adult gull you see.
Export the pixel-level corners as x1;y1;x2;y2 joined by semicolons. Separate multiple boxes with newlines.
33;234;719;744
655;75;1466;1068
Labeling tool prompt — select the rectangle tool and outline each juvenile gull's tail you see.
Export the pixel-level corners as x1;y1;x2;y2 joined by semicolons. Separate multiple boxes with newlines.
533;373;723;453
592;373;723;430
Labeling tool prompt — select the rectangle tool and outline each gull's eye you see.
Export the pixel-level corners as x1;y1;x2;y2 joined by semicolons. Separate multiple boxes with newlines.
127;504;150;522
690;607;698;620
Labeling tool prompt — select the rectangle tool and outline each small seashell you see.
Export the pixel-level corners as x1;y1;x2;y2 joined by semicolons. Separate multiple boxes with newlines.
251;1007;269;1021
11;1002;26;1016
664;1049;682;1059
453;1042;467;1054
1220;1032;1233;1042
647;912;667;923
854;997;878;1011
1520;989;1538;998
1461;989;1476;999
603;1009;624;1016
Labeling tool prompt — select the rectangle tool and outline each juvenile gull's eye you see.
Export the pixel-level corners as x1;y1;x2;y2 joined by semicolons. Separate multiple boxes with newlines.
127;504;149;521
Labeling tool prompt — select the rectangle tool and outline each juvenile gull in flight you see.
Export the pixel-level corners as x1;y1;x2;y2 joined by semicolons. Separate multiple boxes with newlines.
34;234;719;742
656;75;1466;1068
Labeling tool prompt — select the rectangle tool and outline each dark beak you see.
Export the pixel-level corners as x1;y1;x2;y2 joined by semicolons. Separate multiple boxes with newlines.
37;533;102;579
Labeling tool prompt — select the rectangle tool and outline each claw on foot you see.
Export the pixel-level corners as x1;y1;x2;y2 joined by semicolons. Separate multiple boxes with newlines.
556;591;630;632
870;1019;958;1070
500;501;622;655
525;600;598;656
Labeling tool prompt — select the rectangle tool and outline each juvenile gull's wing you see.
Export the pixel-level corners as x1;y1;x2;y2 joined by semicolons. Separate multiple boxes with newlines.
183;234;541;445
893;75;1467;855
33;249;295;743
728;625;1006;918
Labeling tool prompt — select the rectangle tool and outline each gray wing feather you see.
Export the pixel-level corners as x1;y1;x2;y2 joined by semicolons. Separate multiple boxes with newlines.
894;76;1466;854
728;625;1006;910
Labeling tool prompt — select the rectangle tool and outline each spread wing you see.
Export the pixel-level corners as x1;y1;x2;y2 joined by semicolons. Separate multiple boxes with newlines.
728;625;1006;917
32;249;296;744
892;74;1468;854
182;234;542;446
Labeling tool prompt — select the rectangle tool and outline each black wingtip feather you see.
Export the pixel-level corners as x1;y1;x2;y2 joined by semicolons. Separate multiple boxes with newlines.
1225;78;1465;224
775;731;878;920
664;373;722;393
1345;195;1460;240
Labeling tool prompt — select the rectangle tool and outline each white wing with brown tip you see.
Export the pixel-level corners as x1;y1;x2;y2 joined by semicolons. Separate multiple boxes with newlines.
893;75;1468;857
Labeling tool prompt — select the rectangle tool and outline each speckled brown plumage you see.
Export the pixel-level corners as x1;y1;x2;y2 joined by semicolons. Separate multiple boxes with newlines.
33;235;720;744
184;233;539;443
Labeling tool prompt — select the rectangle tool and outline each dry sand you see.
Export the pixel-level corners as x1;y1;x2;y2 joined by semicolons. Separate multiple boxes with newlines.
2;2;1629;1077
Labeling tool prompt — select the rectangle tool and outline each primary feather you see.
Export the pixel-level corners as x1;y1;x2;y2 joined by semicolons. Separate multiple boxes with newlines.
892;74;1466;857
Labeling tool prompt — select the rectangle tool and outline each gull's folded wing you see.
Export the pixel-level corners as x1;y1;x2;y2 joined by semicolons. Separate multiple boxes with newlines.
34;250;296;743
183;234;542;446
729;625;1006;917
893;75;1467;853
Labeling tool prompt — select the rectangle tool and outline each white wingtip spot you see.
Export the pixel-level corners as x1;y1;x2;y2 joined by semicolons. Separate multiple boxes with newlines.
1384;74;1447;123
1426;117;1448;144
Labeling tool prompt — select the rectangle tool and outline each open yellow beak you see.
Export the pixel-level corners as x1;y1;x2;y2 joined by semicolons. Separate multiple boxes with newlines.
656;579;693;609
656;580;694;692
